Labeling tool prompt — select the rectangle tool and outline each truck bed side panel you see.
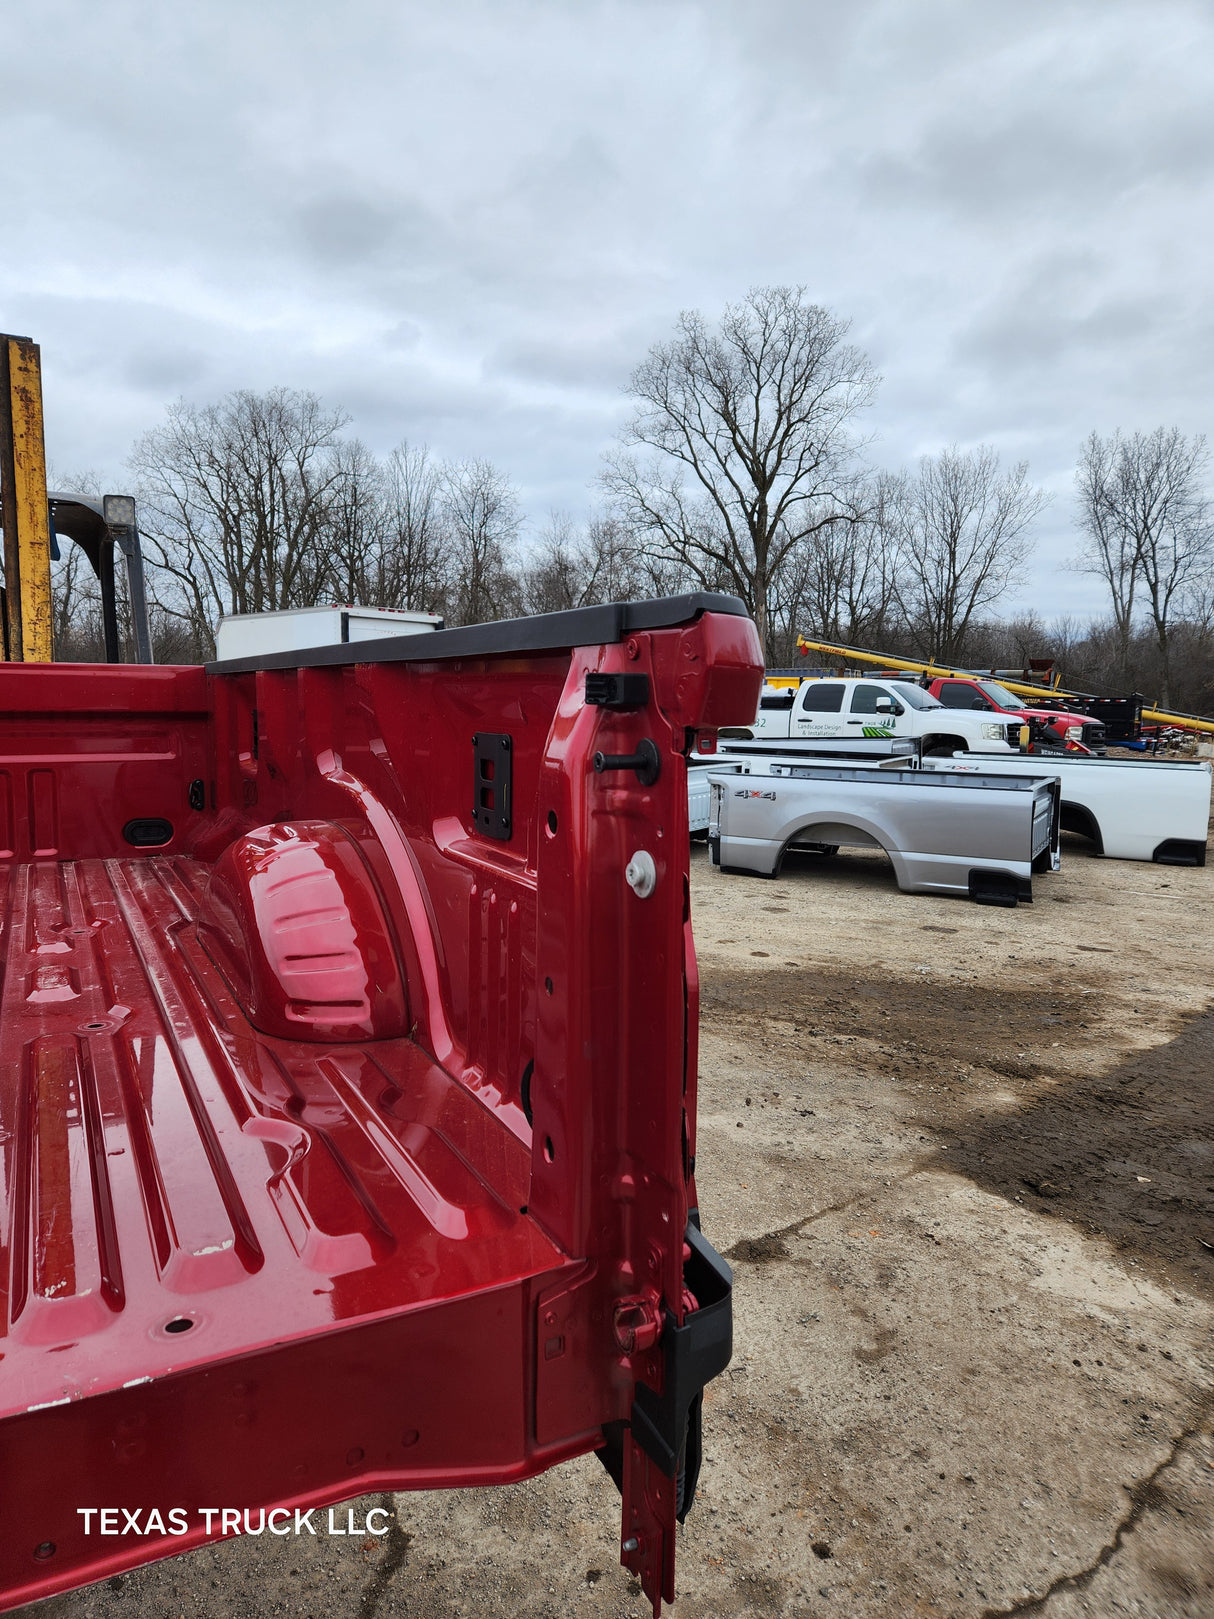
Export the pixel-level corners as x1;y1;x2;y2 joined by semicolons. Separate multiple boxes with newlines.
0;601;764;1613
710;771;1043;894
927;755;1212;861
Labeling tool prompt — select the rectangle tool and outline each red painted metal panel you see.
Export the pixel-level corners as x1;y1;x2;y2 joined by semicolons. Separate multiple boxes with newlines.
0;664;211;862
0;772;12;857
0;606;763;1614
197;820;410;1042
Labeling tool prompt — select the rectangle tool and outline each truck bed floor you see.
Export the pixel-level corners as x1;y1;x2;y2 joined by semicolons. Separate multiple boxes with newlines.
0;856;560;1416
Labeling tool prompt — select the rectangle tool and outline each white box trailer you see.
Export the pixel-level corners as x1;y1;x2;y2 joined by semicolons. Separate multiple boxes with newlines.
214;605;442;661
923;752;1211;865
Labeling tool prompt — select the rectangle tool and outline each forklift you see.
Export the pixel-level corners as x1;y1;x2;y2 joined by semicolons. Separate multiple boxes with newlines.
0;332;153;663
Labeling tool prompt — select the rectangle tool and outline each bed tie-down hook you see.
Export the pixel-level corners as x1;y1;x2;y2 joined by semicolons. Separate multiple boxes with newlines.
593;737;661;786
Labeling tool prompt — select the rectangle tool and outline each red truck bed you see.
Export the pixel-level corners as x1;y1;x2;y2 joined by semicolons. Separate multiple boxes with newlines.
0;595;762;1613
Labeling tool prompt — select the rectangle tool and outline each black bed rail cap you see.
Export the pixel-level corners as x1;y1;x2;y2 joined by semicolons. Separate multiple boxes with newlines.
204;592;749;674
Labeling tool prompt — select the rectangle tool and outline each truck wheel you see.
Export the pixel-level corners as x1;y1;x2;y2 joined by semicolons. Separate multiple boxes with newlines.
924;735;966;756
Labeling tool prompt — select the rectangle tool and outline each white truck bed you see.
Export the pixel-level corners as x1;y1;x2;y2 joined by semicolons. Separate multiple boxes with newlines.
924;752;1211;864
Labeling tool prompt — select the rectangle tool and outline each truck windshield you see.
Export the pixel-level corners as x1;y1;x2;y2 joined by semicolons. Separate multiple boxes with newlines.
979;681;1023;709
889;681;943;710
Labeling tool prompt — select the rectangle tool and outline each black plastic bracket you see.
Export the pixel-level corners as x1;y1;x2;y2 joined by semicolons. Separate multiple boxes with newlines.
628;1223;733;1520
967;869;1030;907
1154;838;1207;867
593;737;661;786
123;818;173;848
585;672;650;710
472;733;512;840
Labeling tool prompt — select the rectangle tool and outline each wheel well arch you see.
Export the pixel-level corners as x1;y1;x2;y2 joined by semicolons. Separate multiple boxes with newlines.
922;733;969;757
1058;799;1103;851
773;816;894;876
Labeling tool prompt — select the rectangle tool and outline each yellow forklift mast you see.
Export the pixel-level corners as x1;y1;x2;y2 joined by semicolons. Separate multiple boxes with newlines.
0;333;152;663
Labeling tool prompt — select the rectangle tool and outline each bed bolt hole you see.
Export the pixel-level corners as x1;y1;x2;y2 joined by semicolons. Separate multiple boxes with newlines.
546;810;558;835
544;976;553;995
83;1022;106;1032
164;1317;194;1335
543;1136;555;1164
34;1543;56;1561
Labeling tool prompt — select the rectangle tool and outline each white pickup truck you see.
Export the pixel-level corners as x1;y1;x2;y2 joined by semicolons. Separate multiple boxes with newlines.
739;677;1023;756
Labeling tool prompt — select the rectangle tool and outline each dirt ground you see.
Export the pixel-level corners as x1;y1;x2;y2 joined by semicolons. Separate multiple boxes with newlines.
29;832;1214;1619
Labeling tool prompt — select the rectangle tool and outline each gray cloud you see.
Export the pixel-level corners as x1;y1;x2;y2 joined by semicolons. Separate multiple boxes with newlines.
2;0;1211;619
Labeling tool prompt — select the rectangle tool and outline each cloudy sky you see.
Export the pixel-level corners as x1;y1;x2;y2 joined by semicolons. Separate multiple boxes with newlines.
4;0;1211;618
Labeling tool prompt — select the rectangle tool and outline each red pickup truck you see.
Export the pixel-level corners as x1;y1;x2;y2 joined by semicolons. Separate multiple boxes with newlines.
921;675;1106;753
0;592;762;1616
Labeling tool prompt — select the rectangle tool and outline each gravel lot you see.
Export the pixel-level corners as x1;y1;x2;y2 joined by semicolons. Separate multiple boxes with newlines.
28;831;1214;1619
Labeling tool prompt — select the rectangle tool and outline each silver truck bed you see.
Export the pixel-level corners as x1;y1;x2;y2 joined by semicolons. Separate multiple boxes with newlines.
707;761;1060;905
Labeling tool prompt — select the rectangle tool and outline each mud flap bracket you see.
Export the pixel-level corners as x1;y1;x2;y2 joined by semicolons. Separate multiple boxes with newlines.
595;1226;732;1610
630;1223;733;1508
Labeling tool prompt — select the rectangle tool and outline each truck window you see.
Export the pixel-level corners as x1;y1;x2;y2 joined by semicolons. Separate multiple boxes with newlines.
977;680;1022;709
850;683;897;714
799;682;845;712
938;681;987;709
890;681;943;710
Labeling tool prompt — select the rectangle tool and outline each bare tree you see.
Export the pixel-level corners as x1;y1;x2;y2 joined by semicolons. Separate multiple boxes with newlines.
1046;613;1085;673
891;446;1046;663
521;512;653;615
603;286;878;658
440;459;522;624
380;442;450;614
323;437;388;606
131;388;349;653
49;539;103;659
1075;428;1212;704
317;438;453;615
521;514;593;616
582;514;657;602
776;472;900;659
1075;431;1141;682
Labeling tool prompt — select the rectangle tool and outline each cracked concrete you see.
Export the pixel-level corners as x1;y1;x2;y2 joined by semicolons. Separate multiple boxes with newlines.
979;1397;1214;1616
22;832;1214;1618
356;1496;411;1619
